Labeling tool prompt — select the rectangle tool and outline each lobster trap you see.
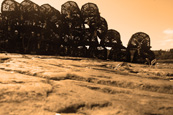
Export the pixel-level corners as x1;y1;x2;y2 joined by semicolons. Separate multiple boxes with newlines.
127;32;155;64
0;0;156;64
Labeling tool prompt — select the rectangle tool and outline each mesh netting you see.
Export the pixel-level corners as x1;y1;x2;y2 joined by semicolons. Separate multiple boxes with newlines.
127;32;150;49
0;13;2;21
62;23;83;45
81;3;100;28
20;0;39;13
40;4;56;17
40;4;61;23
20;0;40;22
15;1;20;10
97;17;108;39
104;29;121;45
81;3;99;18
61;1;80;21
50;12;61;23
82;28;91;45
1;0;18;12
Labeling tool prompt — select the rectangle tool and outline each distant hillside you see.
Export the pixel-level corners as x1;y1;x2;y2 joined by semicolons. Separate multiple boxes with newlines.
153;49;173;61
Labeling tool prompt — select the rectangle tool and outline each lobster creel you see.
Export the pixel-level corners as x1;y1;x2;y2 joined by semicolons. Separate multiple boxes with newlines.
127;32;156;65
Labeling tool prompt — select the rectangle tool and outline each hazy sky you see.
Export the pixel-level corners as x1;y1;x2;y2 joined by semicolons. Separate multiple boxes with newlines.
1;0;173;50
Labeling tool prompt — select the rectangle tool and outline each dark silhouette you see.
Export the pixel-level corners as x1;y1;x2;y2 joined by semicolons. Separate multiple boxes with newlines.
0;0;156;64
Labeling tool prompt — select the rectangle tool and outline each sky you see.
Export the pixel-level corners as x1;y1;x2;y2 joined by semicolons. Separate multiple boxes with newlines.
0;0;173;50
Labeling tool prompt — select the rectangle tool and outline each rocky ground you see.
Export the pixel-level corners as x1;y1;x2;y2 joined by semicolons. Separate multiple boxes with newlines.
0;53;173;115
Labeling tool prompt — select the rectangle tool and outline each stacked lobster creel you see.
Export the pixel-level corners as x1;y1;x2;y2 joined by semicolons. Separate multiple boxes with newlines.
19;0;41;53
1;0;20;52
81;3;108;59
39;4;62;55
127;32;156;65
0;0;156;65
61;1;85;57
95;17;108;59
101;29;127;61
0;13;3;49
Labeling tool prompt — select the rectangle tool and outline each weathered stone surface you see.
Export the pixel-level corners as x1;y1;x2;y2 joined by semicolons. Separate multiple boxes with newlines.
0;53;173;115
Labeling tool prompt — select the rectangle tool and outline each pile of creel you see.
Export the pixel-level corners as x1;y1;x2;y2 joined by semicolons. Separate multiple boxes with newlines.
0;0;156;65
